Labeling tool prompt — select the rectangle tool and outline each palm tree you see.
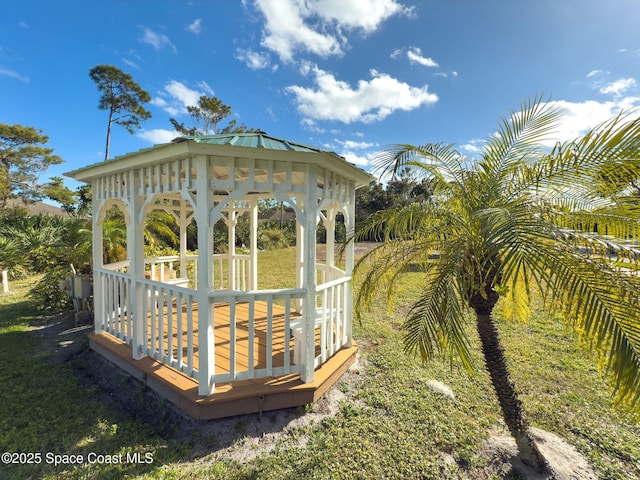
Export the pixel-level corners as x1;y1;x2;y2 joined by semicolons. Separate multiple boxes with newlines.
102;207;128;264
0;236;26;278
354;97;640;473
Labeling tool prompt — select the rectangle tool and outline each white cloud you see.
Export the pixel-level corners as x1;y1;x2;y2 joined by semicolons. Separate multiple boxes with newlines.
390;48;403;59
165;80;201;107
235;48;271;70
186;19;202;34
151;80;212;116
301;118;326;133
255;0;341;62
0;67;29;83
460;139;485;154
196;81;215;96
309;0;411;32
617;48;640;56
336;139;375;150
286;65;438;124
254;0;410;61
586;69;606;78
407;46;438;67
299;60;314;76
341;150;374;167
122;49;143;70
139;26;177;52
138;128;179;144
122;58;140;70
331;138;378;167
461;97;640;154
546;97;640;143
435;71;458;78
599;78;637;97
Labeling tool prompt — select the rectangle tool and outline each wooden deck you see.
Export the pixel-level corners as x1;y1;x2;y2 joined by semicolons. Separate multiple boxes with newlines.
89;301;357;419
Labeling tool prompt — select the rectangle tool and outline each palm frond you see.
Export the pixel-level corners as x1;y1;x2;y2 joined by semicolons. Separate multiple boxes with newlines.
486;202;640;414
353;201;463;320
516;109;640;197
353;238;432;320
482;95;562;178
545;249;640;414
373;143;468;192
404;255;473;371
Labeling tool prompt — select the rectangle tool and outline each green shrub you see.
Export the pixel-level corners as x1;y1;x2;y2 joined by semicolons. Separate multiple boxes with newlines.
0;236;26;278
29;267;73;313
258;228;290;250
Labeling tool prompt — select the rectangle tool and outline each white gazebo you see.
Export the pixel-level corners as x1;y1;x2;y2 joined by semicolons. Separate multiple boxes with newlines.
66;133;372;419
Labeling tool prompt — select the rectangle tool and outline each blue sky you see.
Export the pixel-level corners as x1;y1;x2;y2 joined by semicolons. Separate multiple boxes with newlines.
1;0;640;193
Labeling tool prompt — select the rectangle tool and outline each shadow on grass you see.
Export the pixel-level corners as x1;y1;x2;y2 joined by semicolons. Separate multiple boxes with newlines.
0;313;176;479
0;311;314;479
0;298;39;330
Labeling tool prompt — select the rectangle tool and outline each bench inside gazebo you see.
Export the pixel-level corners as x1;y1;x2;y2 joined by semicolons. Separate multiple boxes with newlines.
65;132;372;419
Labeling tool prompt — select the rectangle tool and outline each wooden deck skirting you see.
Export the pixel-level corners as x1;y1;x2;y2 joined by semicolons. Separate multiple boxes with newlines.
90;301;357;419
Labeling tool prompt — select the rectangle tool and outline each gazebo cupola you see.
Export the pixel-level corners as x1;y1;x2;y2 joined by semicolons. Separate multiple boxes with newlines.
65;132;372;418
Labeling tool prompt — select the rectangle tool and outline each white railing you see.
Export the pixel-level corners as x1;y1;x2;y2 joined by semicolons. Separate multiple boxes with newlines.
141;279;198;379
313;275;351;367
96;267;133;344
96;256;352;391
145;255;198;288
103;259;130;274
208;288;306;384
316;262;345;285
212;254;251;291
143;254;251;291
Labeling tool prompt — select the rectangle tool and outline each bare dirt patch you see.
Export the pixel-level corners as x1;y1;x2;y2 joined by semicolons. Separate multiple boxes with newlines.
183;356;369;466
466;426;597;480
315;241;380;263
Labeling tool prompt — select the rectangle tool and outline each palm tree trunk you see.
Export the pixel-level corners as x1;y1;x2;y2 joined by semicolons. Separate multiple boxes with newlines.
475;312;550;473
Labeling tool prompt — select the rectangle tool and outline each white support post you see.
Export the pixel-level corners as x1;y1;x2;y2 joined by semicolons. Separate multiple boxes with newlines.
179;197;188;279
227;206;236;291
295;197;305;313
344;194;356;348
2;269;8;293
325;206;336;281
249;199;258;291
301;168;318;383
129;171;146;360
92;198;105;335
195;156;215;395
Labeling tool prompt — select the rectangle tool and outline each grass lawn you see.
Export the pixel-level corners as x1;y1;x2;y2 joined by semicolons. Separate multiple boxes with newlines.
1;248;639;479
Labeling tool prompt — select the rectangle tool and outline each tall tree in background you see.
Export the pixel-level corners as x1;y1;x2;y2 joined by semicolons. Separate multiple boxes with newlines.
0;123;63;207
355;98;640;474
170;95;250;135
89;65;152;161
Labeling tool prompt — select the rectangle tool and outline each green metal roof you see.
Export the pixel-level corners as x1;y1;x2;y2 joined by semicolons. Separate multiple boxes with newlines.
173;132;334;154
65;131;374;186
